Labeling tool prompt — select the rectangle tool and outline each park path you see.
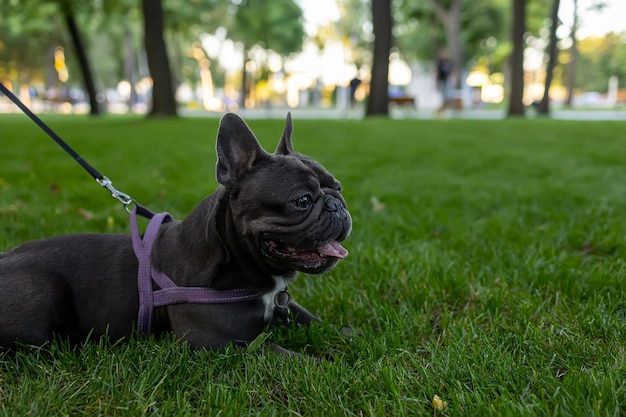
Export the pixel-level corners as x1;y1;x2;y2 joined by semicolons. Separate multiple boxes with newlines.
181;107;626;121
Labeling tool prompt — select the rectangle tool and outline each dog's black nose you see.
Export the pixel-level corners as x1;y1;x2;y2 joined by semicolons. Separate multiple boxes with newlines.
324;196;343;212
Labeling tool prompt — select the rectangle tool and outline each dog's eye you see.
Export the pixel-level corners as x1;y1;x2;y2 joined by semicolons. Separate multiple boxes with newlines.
294;195;313;209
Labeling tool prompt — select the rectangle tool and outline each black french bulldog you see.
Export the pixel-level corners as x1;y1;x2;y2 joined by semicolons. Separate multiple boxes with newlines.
0;113;351;350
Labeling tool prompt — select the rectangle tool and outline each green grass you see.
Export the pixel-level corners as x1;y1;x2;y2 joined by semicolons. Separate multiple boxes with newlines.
1;114;625;416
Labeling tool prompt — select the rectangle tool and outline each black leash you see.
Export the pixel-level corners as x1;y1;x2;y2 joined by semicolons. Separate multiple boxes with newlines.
0;83;153;218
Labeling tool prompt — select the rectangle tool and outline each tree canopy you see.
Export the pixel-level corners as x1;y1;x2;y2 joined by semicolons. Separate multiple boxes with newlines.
0;0;623;117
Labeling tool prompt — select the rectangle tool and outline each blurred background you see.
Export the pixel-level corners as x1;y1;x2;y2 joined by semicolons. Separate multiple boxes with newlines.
0;0;624;118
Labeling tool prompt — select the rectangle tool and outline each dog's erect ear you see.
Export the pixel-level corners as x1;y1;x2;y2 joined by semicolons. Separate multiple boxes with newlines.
216;113;268;186
275;112;294;155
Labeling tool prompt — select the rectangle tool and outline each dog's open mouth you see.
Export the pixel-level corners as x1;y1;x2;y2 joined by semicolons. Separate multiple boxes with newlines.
262;239;348;270
269;239;348;259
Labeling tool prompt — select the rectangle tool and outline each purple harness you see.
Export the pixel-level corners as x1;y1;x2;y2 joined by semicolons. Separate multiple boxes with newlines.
129;207;262;335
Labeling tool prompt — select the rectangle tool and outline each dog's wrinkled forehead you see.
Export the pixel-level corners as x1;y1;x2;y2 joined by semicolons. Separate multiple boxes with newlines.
240;152;338;196
292;154;341;191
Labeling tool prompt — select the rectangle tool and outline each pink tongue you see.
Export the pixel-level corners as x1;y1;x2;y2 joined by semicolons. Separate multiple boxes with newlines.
318;241;349;259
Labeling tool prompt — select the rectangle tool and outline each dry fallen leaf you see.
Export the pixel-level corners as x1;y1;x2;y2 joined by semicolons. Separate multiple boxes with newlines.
370;196;386;213
78;208;94;220
432;394;448;412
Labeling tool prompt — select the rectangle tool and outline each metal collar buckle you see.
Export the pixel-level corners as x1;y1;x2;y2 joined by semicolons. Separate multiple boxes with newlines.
272;289;291;326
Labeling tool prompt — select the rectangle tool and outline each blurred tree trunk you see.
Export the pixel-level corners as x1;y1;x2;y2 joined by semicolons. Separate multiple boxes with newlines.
124;28;138;108
564;0;578;107
366;0;392;117
537;0;561;115
507;0;526;117
142;0;178;117
61;4;100;115
240;50;248;109
46;46;57;89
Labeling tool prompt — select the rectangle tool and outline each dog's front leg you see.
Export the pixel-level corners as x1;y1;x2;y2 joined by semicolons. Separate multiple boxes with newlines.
288;300;322;326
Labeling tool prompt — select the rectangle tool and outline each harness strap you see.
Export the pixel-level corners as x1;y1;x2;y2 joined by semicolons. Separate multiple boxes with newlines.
150;266;267;306
129;207;262;335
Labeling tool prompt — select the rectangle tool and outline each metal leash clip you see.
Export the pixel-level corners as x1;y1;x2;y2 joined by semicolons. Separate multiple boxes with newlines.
96;176;135;213
272;289;291;326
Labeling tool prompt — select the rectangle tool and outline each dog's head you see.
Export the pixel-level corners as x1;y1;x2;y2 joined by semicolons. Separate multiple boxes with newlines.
215;113;351;275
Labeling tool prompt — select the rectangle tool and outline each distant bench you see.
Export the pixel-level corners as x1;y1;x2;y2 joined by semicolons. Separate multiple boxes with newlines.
389;96;416;107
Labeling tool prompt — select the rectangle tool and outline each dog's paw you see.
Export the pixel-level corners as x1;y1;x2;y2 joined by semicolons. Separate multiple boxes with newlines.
268;343;302;357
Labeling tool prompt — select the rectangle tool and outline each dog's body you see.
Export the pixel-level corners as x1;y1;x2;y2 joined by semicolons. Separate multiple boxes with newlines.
0;113;351;349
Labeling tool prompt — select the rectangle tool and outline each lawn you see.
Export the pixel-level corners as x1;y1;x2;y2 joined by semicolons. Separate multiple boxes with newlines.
0;113;625;416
